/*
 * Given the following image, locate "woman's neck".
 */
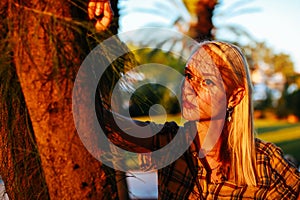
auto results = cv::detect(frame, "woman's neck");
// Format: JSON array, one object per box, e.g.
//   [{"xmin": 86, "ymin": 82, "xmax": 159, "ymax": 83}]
[{"xmin": 195, "ymin": 119, "xmax": 225, "ymax": 161}]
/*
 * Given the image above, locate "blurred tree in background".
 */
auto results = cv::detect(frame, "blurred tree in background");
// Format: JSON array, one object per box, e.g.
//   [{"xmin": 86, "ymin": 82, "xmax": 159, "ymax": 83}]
[{"xmin": 241, "ymin": 42, "xmax": 299, "ymax": 120}]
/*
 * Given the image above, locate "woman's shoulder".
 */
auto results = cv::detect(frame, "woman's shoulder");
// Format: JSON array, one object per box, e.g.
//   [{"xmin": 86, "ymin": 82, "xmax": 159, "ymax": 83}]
[
  {"xmin": 254, "ymin": 137, "xmax": 300, "ymax": 174},
  {"xmin": 254, "ymin": 138, "xmax": 295, "ymax": 169},
  {"xmin": 254, "ymin": 138, "xmax": 299, "ymax": 198},
  {"xmin": 254, "ymin": 138, "xmax": 283, "ymax": 156}
]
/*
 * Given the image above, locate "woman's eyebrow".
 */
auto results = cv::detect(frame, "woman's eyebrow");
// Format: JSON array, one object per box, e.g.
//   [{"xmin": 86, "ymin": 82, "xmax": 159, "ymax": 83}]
[
  {"xmin": 201, "ymin": 72, "xmax": 216, "ymax": 77},
  {"xmin": 185, "ymin": 68, "xmax": 215, "ymax": 77}
]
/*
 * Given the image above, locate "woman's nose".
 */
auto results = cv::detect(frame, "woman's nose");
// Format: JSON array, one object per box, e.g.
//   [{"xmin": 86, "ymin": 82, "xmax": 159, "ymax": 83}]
[{"xmin": 183, "ymin": 80, "xmax": 196, "ymax": 96}]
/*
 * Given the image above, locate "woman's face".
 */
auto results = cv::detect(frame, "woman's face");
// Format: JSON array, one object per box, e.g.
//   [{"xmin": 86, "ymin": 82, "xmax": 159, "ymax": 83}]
[{"xmin": 182, "ymin": 48, "xmax": 227, "ymax": 121}]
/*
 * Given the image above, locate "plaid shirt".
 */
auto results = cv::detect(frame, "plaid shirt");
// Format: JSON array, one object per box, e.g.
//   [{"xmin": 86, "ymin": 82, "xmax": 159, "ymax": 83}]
[
  {"xmin": 149, "ymin": 121, "xmax": 300, "ymax": 200},
  {"xmin": 103, "ymin": 114, "xmax": 300, "ymax": 199}
]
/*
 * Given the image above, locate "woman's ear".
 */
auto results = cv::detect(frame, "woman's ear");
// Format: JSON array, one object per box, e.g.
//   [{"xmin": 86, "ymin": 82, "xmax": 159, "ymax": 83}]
[{"xmin": 227, "ymin": 88, "xmax": 245, "ymax": 108}]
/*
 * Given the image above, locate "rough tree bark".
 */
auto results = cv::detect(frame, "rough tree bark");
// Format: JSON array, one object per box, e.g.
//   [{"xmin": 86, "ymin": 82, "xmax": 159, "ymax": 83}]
[
  {"xmin": 0, "ymin": 73, "xmax": 49, "ymax": 199},
  {"xmin": 0, "ymin": 0, "xmax": 49, "ymax": 199},
  {"xmin": 8, "ymin": 0, "xmax": 121, "ymax": 199}
]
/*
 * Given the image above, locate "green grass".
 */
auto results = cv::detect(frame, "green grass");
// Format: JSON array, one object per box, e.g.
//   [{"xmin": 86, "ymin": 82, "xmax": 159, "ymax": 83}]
[
  {"xmin": 275, "ymin": 139, "xmax": 300, "ymax": 161},
  {"xmin": 254, "ymin": 118, "xmax": 300, "ymax": 162}
]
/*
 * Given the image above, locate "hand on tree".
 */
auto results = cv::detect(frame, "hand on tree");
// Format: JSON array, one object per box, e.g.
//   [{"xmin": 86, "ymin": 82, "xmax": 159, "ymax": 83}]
[{"xmin": 88, "ymin": 0, "xmax": 113, "ymax": 32}]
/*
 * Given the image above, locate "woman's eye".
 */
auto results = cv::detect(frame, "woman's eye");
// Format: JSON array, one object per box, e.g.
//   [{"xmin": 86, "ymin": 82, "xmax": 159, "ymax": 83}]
[{"xmin": 203, "ymin": 79, "xmax": 214, "ymax": 86}]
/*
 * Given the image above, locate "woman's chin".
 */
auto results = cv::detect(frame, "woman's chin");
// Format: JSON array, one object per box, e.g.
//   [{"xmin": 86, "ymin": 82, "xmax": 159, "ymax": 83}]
[{"xmin": 182, "ymin": 112, "xmax": 200, "ymax": 121}]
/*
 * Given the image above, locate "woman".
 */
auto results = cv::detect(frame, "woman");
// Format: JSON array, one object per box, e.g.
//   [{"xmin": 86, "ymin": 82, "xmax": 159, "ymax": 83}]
[{"xmin": 97, "ymin": 41, "xmax": 300, "ymax": 199}]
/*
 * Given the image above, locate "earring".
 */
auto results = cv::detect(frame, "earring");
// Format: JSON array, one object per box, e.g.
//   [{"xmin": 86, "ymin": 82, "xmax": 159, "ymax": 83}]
[{"xmin": 226, "ymin": 107, "xmax": 233, "ymax": 122}]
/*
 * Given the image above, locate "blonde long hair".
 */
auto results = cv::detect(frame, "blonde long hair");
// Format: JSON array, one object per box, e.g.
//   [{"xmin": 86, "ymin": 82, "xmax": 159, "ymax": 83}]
[{"xmin": 201, "ymin": 41, "xmax": 257, "ymax": 186}]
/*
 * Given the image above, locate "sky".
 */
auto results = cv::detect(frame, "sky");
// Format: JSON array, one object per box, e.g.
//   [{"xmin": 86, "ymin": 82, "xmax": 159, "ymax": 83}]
[{"xmin": 214, "ymin": 0, "xmax": 300, "ymax": 72}]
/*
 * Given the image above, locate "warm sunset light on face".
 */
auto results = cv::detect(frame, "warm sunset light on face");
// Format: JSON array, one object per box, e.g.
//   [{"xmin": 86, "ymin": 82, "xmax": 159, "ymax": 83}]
[{"xmin": 182, "ymin": 49, "xmax": 226, "ymax": 122}]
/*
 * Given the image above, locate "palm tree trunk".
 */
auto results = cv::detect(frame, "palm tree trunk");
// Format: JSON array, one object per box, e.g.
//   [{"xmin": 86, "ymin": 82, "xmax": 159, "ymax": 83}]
[
  {"xmin": 0, "ymin": 81, "xmax": 50, "ymax": 200},
  {"xmin": 184, "ymin": 0, "xmax": 218, "ymax": 41},
  {"xmin": 0, "ymin": 1, "xmax": 49, "ymax": 199},
  {"xmin": 9, "ymin": 0, "xmax": 118, "ymax": 198}
]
